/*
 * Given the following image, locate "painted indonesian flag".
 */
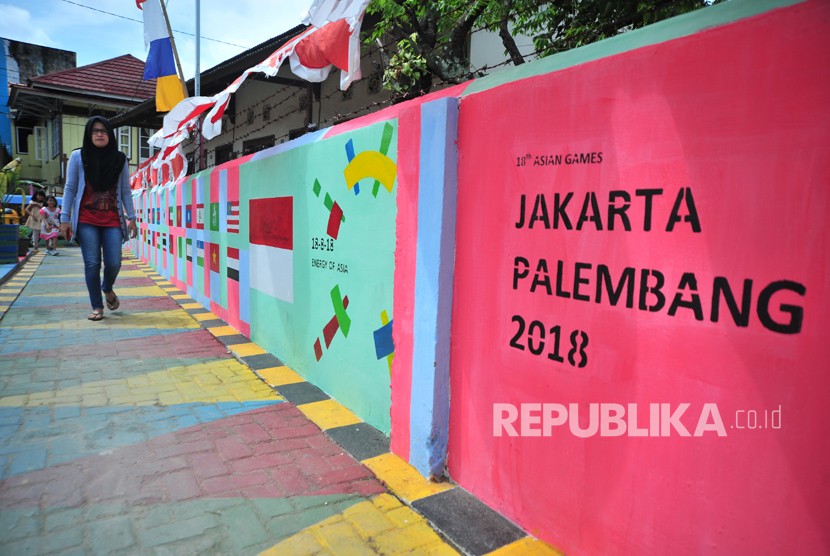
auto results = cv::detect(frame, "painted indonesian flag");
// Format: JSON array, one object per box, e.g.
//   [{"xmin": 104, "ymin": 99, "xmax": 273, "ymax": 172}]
[{"xmin": 249, "ymin": 197, "xmax": 293, "ymax": 303}]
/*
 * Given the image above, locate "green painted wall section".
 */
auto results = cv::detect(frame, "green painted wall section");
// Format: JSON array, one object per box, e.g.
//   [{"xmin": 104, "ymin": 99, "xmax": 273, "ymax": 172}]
[{"xmin": 242, "ymin": 122, "xmax": 398, "ymax": 432}]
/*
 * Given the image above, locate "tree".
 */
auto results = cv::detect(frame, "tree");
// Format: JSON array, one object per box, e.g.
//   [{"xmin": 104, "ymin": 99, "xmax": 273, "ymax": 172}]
[{"xmin": 366, "ymin": 0, "xmax": 716, "ymax": 98}]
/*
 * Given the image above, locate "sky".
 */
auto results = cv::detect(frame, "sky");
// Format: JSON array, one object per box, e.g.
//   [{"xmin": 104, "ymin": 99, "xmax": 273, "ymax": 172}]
[{"xmin": 0, "ymin": 0, "xmax": 313, "ymax": 81}]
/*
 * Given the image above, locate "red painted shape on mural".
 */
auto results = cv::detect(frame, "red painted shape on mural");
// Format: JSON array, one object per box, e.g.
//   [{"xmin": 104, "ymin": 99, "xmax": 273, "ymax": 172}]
[
  {"xmin": 327, "ymin": 201, "xmax": 343, "ymax": 239},
  {"xmin": 313, "ymin": 338, "xmax": 323, "ymax": 361},
  {"xmin": 249, "ymin": 197, "xmax": 293, "ymax": 249},
  {"xmin": 323, "ymin": 315, "xmax": 339, "ymax": 348}
]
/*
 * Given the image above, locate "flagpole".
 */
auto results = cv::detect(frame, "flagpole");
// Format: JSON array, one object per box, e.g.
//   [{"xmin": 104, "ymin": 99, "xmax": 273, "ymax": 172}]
[
  {"xmin": 195, "ymin": 0, "xmax": 202, "ymax": 171},
  {"xmin": 159, "ymin": 0, "xmax": 189, "ymax": 99},
  {"xmin": 195, "ymin": 0, "xmax": 201, "ymax": 96}
]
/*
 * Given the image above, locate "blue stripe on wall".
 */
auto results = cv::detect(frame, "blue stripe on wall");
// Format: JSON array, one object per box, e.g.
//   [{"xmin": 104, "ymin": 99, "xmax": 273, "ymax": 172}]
[{"xmin": 409, "ymin": 97, "xmax": 459, "ymax": 477}]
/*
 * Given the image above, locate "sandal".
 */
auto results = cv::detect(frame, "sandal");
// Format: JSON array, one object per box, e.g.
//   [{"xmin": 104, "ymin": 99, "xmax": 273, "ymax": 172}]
[
  {"xmin": 105, "ymin": 293, "xmax": 120, "ymax": 311},
  {"xmin": 88, "ymin": 310, "xmax": 104, "ymax": 321}
]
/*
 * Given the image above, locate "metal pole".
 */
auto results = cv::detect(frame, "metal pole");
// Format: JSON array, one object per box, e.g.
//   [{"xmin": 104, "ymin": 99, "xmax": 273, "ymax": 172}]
[
  {"xmin": 195, "ymin": 0, "xmax": 201, "ymax": 170},
  {"xmin": 195, "ymin": 0, "xmax": 200, "ymax": 96}
]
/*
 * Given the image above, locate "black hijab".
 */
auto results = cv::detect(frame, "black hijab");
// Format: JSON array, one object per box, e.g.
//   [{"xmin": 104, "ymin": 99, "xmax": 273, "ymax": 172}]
[{"xmin": 81, "ymin": 116, "xmax": 126, "ymax": 192}]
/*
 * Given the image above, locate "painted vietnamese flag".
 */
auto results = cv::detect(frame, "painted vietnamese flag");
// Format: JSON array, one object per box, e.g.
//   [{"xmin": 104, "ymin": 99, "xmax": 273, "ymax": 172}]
[
  {"xmin": 249, "ymin": 197, "xmax": 293, "ymax": 303},
  {"xmin": 209, "ymin": 242, "xmax": 220, "ymax": 273}
]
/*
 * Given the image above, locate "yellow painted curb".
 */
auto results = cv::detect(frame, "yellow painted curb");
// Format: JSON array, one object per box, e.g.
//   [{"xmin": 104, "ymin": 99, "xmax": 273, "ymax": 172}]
[
  {"xmin": 298, "ymin": 399, "xmax": 362, "ymax": 430},
  {"xmin": 362, "ymin": 453, "xmax": 454, "ymax": 503},
  {"xmin": 207, "ymin": 325, "xmax": 240, "ymax": 337},
  {"xmin": 257, "ymin": 366, "xmax": 305, "ymax": 387},
  {"xmin": 191, "ymin": 312, "xmax": 218, "ymax": 322},
  {"xmin": 230, "ymin": 342, "xmax": 267, "ymax": 357}
]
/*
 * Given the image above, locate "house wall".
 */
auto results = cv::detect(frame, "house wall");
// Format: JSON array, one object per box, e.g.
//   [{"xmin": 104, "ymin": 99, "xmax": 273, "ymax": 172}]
[
  {"xmin": 130, "ymin": 0, "xmax": 830, "ymax": 553},
  {"xmin": 1, "ymin": 39, "xmax": 75, "ymax": 162},
  {"xmin": 13, "ymin": 115, "xmax": 149, "ymax": 191},
  {"xmin": 12, "ymin": 126, "xmax": 60, "ymax": 185}
]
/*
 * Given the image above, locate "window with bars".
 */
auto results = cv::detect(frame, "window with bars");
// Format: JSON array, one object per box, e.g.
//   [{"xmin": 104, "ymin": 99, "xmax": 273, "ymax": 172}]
[
  {"xmin": 34, "ymin": 126, "xmax": 47, "ymax": 161},
  {"xmin": 139, "ymin": 128, "xmax": 158, "ymax": 161},
  {"xmin": 118, "ymin": 127, "xmax": 131, "ymax": 158},
  {"xmin": 50, "ymin": 115, "xmax": 61, "ymax": 159}
]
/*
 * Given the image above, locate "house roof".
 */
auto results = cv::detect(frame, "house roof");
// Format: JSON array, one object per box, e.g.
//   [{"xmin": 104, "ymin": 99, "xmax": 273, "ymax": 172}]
[
  {"xmin": 29, "ymin": 54, "xmax": 156, "ymax": 101},
  {"xmin": 111, "ymin": 24, "xmax": 309, "ymax": 129}
]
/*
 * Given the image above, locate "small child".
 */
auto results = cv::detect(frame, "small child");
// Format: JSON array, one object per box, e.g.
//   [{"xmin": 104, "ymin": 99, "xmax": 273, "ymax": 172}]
[
  {"xmin": 40, "ymin": 196, "xmax": 61, "ymax": 255},
  {"xmin": 25, "ymin": 191, "xmax": 46, "ymax": 250}
]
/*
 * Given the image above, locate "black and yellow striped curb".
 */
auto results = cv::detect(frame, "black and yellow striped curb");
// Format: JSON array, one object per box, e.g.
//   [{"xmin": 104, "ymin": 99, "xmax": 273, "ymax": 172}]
[
  {"xmin": 0, "ymin": 252, "xmax": 45, "ymax": 323},
  {"xmin": 131, "ymin": 255, "xmax": 561, "ymax": 556}
]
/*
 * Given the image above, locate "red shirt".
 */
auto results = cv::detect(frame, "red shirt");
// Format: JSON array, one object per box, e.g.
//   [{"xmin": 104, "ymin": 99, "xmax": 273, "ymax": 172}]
[{"xmin": 78, "ymin": 181, "xmax": 121, "ymax": 227}]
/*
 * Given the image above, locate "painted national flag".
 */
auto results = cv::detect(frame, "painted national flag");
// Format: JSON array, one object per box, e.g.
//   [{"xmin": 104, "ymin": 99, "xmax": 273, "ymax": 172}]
[
  {"xmin": 196, "ymin": 240, "xmax": 204, "ymax": 267},
  {"xmin": 210, "ymin": 202, "xmax": 220, "ymax": 232},
  {"xmin": 196, "ymin": 203, "xmax": 204, "ymax": 229},
  {"xmin": 178, "ymin": 236, "xmax": 183, "ymax": 259},
  {"xmin": 138, "ymin": 0, "xmax": 185, "ymax": 112},
  {"xmin": 185, "ymin": 205, "xmax": 192, "ymax": 227},
  {"xmin": 227, "ymin": 201, "xmax": 240, "ymax": 233},
  {"xmin": 186, "ymin": 238, "xmax": 192, "ymax": 262},
  {"xmin": 208, "ymin": 242, "xmax": 220, "ymax": 273},
  {"xmin": 227, "ymin": 247, "xmax": 240, "ymax": 281},
  {"xmin": 249, "ymin": 197, "xmax": 293, "ymax": 303},
  {"xmin": 176, "ymin": 206, "xmax": 182, "ymax": 226}
]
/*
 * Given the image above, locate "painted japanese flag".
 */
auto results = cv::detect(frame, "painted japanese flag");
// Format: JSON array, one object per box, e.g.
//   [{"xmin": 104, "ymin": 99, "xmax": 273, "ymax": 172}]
[{"xmin": 249, "ymin": 197, "xmax": 293, "ymax": 303}]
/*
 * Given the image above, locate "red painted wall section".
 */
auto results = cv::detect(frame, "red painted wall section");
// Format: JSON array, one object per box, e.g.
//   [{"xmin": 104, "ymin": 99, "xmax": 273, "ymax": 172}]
[
  {"xmin": 449, "ymin": 1, "xmax": 830, "ymax": 554},
  {"xmin": 388, "ymin": 105, "xmax": 421, "ymax": 460}
]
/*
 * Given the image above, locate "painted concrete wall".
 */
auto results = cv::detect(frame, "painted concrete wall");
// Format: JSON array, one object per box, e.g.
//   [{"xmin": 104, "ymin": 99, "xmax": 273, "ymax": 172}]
[
  {"xmin": 130, "ymin": 0, "xmax": 830, "ymax": 553},
  {"xmin": 131, "ymin": 120, "xmax": 398, "ymax": 432},
  {"xmin": 447, "ymin": 0, "xmax": 830, "ymax": 554}
]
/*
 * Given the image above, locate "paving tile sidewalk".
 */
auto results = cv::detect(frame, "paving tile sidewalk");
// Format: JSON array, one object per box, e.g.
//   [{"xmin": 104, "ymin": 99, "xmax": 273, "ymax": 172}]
[{"xmin": 0, "ymin": 248, "xmax": 557, "ymax": 555}]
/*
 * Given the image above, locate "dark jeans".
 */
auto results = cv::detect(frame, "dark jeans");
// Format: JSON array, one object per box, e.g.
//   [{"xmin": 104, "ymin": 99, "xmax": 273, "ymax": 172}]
[{"xmin": 77, "ymin": 223, "xmax": 122, "ymax": 310}]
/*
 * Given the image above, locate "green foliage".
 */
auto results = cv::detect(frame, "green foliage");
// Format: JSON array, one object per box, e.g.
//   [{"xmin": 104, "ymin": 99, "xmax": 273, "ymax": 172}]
[
  {"xmin": 383, "ymin": 34, "xmax": 431, "ymax": 95},
  {"xmin": 0, "ymin": 159, "xmax": 22, "ymax": 209},
  {"xmin": 366, "ymin": 0, "xmax": 716, "ymax": 98},
  {"xmin": 19, "ymin": 225, "xmax": 32, "ymax": 239},
  {"xmin": 512, "ymin": 0, "xmax": 714, "ymax": 57}
]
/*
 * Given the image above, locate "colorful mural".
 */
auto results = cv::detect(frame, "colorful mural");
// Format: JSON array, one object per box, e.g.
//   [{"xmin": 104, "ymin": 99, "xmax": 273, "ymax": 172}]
[
  {"xmin": 128, "ymin": 1, "xmax": 830, "ymax": 554},
  {"xmin": 131, "ymin": 121, "xmax": 398, "ymax": 432},
  {"xmin": 447, "ymin": 1, "xmax": 830, "ymax": 554}
]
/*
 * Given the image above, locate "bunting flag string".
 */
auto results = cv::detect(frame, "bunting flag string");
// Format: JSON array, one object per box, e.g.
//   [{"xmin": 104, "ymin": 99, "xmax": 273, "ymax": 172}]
[{"xmin": 132, "ymin": 0, "xmax": 371, "ymax": 190}]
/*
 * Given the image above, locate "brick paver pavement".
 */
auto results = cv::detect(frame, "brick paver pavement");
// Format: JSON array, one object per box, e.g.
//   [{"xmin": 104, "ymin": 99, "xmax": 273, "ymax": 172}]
[{"xmin": 0, "ymin": 248, "xmax": 461, "ymax": 555}]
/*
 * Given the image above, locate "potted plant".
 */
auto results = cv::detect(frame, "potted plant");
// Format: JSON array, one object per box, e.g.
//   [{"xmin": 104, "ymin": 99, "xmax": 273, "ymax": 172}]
[
  {"xmin": 18, "ymin": 225, "xmax": 32, "ymax": 256},
  {"xmin": 0, "ymin": 158, "xmax": 23, "ymax": 263}
]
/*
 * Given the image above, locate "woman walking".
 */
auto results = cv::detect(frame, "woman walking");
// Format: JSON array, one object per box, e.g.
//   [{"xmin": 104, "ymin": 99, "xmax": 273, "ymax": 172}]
[{"xmin": 60, "ymin": 116, "xmax": 137, "ymax": 321}]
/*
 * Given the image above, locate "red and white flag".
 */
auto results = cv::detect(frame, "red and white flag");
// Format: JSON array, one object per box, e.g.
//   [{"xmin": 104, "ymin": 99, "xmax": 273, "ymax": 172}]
[
  {"xmin": 249, "ymin": 197, "xmax": 293, "ymax": 303},
  {"xmin": 134, "ymin": 0, "xmax": 372, "ymax": 184}
]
